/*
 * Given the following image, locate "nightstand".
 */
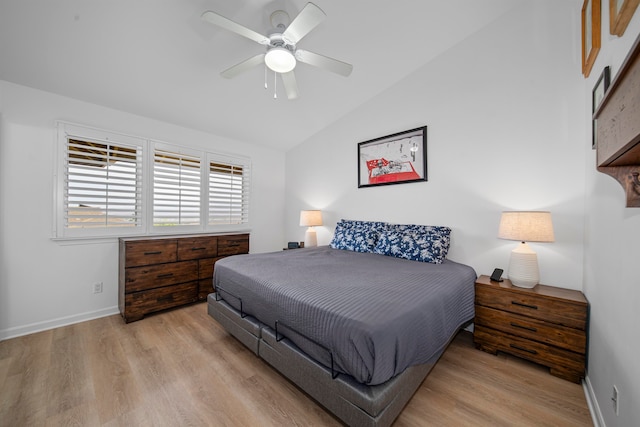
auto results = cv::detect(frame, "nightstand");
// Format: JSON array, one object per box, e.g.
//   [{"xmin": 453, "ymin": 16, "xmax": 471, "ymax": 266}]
[{"xmin": 473, "ymin": 275, "xmax": 589, "ymax": 383}]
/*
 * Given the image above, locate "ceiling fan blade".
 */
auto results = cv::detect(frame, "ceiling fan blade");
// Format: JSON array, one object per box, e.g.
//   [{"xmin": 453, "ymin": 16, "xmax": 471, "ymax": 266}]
[
  {"xmin": 282, "ymin": 3, "xmax": 326, "ymax": 45},
  {"xmin": 280, "ymin": 71, "xmax": 299, "ymax": 100},
  {"xmin": 201, "ymin": 11, "xmax": 270, "ymax": 45},
  {"xmin": 295, "ymin": 49, "xmax": 353, "ymax": 77},
  {"xmin": 220, "ymin": 54, "xmax": 265, "ymax": 79}
]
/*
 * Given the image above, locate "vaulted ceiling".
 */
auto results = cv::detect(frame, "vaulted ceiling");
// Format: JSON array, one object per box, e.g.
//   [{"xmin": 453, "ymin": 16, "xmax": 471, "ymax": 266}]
[{"xmin": 0, "ymin": 0, "xmax": 524, "ymax": 150}]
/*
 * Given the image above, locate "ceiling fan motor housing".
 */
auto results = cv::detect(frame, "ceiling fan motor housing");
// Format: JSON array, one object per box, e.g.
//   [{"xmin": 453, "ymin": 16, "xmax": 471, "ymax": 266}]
[{"xmin": 270, "ymin": 10, "xmax": 290, "ymax": 30}]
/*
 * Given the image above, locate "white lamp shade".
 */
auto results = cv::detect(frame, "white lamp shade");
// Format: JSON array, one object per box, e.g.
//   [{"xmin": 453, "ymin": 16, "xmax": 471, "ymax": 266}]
[
  {"xmin": 498, "ymin": 211, "xmax": 554, "ymax": 242},
  {"xmin": 299, "ymin": 210, "xmax": 323, "ymax": 227}
]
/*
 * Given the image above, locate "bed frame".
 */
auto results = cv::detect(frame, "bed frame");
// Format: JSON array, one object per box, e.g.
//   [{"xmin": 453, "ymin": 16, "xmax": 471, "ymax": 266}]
[{"xmin": 207, "ymin": 293, "xmax": 453, "ymax": 426}]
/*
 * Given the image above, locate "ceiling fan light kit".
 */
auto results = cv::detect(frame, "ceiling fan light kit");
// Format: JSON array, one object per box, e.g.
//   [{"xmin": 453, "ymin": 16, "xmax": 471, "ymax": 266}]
[
  {"xmin": 202, "ymin": 2, "xmax": 352, "ymax": 100},
  {"xmin": 265, "ymin": 47, "xmax": 296, "ymax": 73}
]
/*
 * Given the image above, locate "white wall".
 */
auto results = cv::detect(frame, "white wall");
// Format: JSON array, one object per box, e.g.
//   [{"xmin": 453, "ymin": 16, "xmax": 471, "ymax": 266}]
[
  {"xmin": 0, "ymin": 81, "xmax": 286, "ymax": 339},
  {"xmin": 582, "ymin": 5, "xmax": 640, "ymax": 426},
  {"xmin": 286, "ymin": 1, "xmax": 585, "ymax": 289}
]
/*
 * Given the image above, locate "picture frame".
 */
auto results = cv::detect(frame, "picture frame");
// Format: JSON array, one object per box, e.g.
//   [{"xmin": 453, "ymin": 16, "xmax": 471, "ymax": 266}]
[
  {"xmin": 610, "ymin": 0, "xmax": 640, "ymax": 36},
  {"xmin": 582, "ymin": 0, "xmax": 602, "ymax": 78},
  {"xmin": 592, "ymin": 66, "xmax": 611, "ymax": 148},
  {"xmin": 592, "ymin": 66, "xmax": 611, "ymax": 114},
  {"xmin": 357, "ymin": 126, "xmax": 427, "ymax": 188}
]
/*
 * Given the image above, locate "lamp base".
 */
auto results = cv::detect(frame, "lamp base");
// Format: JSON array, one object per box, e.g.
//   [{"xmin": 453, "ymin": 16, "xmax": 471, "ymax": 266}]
[
  {"xmin": 508, "ymin": 242, "xmax": 539, "ymax": 288},
  {"xmin": 304, "ymin": 227, "xmax": 317, "ymax": 247}
]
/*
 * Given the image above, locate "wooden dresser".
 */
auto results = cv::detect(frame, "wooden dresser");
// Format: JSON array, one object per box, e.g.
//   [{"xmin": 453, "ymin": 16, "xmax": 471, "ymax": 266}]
[
  {"xmin": 118, "ymin": 233, "xmax": 249, "ymax": 323},
  {"xmin": 473, "ymin": 275, "xmax": 589, "ymax": 383}
]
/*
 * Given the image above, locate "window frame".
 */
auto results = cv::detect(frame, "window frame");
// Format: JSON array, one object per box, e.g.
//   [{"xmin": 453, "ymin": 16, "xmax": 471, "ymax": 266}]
[
  {"xmin": 54, "ymin": 122, "xmax": 147, "ymax": 239},
  {"xmin": 54, "ymin": 122, "xmax": 252, "ymax": 240}
]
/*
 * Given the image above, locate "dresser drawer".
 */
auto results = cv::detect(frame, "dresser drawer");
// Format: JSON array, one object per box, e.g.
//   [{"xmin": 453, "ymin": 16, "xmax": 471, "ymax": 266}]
[
  {"xmin": 125, "ymin": 260, "xmax": 198, "ymax": 293},
  {"xmin": 198, "ymin": 279, "xmax": 214, "ymax": 300},
  {"xmin": 197, "ymin": 256, "xmax": 223, "ymax": 300},
  {"xmin": 177, "ymin": 236, "xmax": 218, "ymax": 260},
  {"xmin": 199, "ymin": 257, "xmax": 223, "ymax": 280},
  {"xmin": 475, "ymin": 305, "xmax": 586, "ymax": 353},
  {"xmin": 124, "ymin": 282, "xmax": 198, "ymax": 321},
  {"xmin": 474, "ymin": 325, "xmax": 585, "ymax": 382},
  {"xmin": 475, "ymin": 285, "xmax": 587, "ymax": 330},
  {"xmin": 124, "ymin": 239, "xmax": 177, "ymax": 267},
  {"xmin": 217, "ymin": 234, "xmax": 249, "ymax": 256}
]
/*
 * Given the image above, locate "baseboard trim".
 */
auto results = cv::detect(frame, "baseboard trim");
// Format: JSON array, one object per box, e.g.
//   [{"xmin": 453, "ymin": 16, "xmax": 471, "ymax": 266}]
[
  {"xmin": 0, "ymin": 306, "xmax": 119, "ymax": 341},
  {"xmin": 584, "ymin": 375, "xmax": 605, "ymax": 427}
]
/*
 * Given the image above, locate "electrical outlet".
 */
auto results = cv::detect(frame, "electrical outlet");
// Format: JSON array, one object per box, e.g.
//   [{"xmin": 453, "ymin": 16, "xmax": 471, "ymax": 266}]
[
  {"xmin": 612, "ymin": 385, "xmax": 619, "ymax": 415},
  {"xmin": 93, "ymin": 282, "xmax": 103, "ymax": 294}
]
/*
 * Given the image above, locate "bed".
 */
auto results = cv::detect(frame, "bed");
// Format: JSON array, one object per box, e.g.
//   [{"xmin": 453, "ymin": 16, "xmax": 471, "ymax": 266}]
[{"xmin": 207, "ymin": 220, "xmax": 476, "ymax": 426}]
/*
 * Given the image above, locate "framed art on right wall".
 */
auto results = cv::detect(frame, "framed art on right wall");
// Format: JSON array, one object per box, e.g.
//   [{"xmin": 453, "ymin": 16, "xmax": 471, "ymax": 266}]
[
  {"xmin": 592, "ymin": 66, "xmax": 611, "ymax": 148},
  {"xmin": 610, "ymin": 0, "xmax": 640, "ymax": 36},
  {"xmin": 582, "ymin": 0, "xmax": 602, "ymax": 77}
]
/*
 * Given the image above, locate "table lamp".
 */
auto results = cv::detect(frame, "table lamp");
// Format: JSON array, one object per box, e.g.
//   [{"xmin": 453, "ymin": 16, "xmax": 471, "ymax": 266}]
[
  {"xmin": 300, "ymin": 210, "xmax": 323, "ymax": 247},
  {"xmin": 498, "ymin": 211, "xmax": 555, "ymax": 288}
]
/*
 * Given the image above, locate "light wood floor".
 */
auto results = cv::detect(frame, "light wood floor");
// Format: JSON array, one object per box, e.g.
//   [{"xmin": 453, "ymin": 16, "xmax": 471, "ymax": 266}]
[{"xmin": 0, "ymin": 303, "xmax": 593, "ymax": 426}]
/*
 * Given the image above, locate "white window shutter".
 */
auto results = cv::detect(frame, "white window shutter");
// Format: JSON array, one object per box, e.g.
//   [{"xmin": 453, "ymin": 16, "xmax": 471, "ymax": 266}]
[
  {"xmin": 64, "ymin": 138, "xmax": 143, "ymax": 231},
  {"xmin": 153, "ymin": 147, "xmax": 202, "ymax": 227}
]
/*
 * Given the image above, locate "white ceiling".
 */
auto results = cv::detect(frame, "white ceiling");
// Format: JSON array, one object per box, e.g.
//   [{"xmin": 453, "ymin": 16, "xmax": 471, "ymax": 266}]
[{"xmin": 0, "ymin": 0, "xmax": 522, "ymax": 151}]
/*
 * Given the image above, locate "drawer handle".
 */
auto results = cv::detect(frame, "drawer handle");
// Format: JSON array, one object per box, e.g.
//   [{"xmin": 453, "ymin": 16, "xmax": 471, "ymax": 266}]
[
  {"xmin": 510, "ymin": 344, "xmax": 538, "ymax": 355},
  {"xmin": 191, "ymin": 247, "xmax": 206, "ymax": 251},
  {"xmin": 511, "ymin": 301, "xmax": 538, "ymax": 310},
  {"xmin": 144, "ymin": 251, "xmax": 162, "ymax": 255},
  {"xmin": 510, "ymin": 322, "xmax": 538, "ymax": 333},
  {"xmin": 157, "ymin": 273, "xmax": 174, "ymax": 279},
  {"xmin": 225, "ymin": 243, "xmax": 240, "ymax": 247},
  {"xmin": 158, "ymin": 294, "xmax": 174, "ymax": 303}
]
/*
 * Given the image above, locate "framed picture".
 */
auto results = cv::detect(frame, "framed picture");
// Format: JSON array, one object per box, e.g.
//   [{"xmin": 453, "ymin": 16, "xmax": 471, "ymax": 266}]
[
  {"xmin": 582, "ymin": 0, "xmax": 601, "ymax": 78},
  {"xmin": 592, "ymin": 66, "xmax": 611, "ymax": 113},
  {"xmin": 592, "ymin": 66, "xmax": 611, "ymax": 148},
  {"xmin": 610, "ymin": 0, "xmax": 640, "ymax": 36},
  {"xmin": 357, "ymin": 126, "xmax": 427, "ymax": 188}
]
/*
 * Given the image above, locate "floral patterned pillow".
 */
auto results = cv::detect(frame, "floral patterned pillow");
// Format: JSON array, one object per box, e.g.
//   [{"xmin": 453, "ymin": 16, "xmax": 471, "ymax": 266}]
[
  {"xmin": 330, "ymin": 219, "xmax": 387, "ymax": 252},
  {"xmin": 373, "ymin": 224, "xmax": 451, "ymax": 263}
]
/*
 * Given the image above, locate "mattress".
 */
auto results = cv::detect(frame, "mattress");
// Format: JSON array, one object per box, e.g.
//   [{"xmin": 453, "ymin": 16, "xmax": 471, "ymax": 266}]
[{"xmin": 213, "ymin": 245, "xmax": 476, "ymax": 385}]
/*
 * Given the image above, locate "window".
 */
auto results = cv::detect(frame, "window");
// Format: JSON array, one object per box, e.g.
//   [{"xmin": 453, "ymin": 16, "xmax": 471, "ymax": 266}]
[
  {"xmin": 208, "ymin": 155, "xmax": 250, "ymax": 225},
  {"xmin": 153, "ymin": 147, "xmax": 202, "ymax": 228},
  {"xmin": 55, "ymin": 122, "xmax": 251, "ymax": 239},
  {"xmin": 66, "ymin": 139, "xmax": 142, "ymax": 228},
  {"xmin": 56, "ymin": 123, "xmax": 145, "ymax": 238}
]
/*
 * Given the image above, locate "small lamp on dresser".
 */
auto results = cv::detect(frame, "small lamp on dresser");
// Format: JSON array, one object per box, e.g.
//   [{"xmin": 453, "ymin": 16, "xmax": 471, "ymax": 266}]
[
  {"xmin": 498, "ymin": 211, "xmax": 555, "ymax": 288},
  {"xmin": 300, "ymin": 210, "xmax": 323, "ymax": 247}
]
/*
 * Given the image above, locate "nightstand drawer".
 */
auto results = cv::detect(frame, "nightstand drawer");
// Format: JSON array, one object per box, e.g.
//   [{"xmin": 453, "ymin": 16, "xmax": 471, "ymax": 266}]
[
  {"xmin": 475, "ymin": 305, "xmax": 586, "ymax": 353},
  {"xmin": 475, "ymin": 285, "xmax": 587, "ymax": 330},
  {"xmin": 474, "ymin": 325, "xmax": 585, "ymax": 383}
]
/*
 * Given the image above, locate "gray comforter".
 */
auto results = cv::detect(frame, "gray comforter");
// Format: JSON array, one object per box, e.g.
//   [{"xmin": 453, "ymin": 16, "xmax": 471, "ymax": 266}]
[{"xmin": 213, "ymin": 246, "xmax": 476, "ymax": 385}]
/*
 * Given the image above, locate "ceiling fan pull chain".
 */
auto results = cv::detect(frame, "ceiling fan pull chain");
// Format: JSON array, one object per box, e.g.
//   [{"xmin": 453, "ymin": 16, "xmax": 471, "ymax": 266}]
[
  {"xmin": 264, "ymin": 65, "xmax": 268, "ymax": 89},
  {"xmin": 274, "ymin": 72, "xmax": 277, "ymax": 99}
]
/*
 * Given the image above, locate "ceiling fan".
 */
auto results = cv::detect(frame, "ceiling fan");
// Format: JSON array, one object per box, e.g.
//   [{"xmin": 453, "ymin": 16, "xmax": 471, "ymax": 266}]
[{"xmin": 201, "ymin": 2, "xmax": 353, "ymax": 100}]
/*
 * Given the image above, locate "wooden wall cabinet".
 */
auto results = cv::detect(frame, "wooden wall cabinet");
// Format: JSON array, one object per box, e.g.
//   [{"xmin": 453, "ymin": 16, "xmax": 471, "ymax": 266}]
[
  {"xmin": 594, "ymin": 32, "xmax": 640, "ymax": 207},
  {"xmin": 119, "ymin": 233, "xmax": 249, "ymax": 323}
]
